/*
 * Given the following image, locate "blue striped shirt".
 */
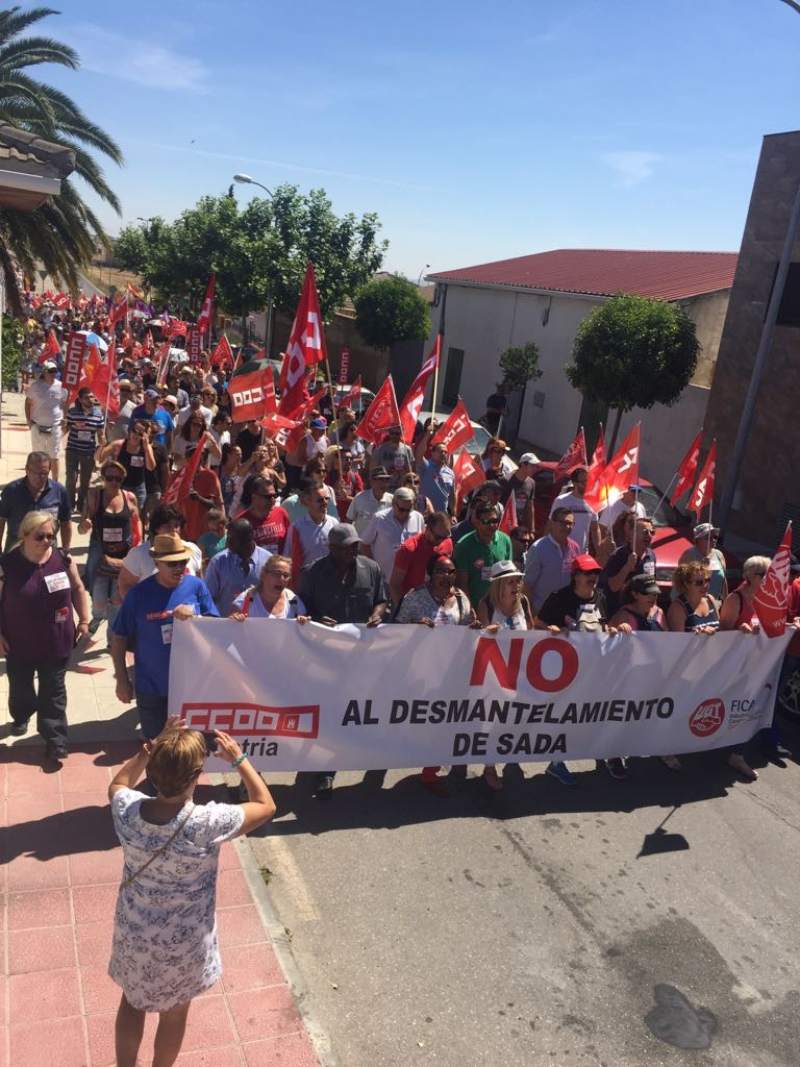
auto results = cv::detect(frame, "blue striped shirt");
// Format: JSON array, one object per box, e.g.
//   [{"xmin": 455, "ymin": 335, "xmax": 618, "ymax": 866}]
[{"xmin": 66, "ymin": 403, "xmax": 104, "ymax": 453}]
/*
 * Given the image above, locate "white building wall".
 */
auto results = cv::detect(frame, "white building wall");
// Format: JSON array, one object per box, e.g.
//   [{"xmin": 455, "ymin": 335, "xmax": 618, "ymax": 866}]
[{"xmin": 430, "ymin": 282, "xmax": 714, "ymax": 487}]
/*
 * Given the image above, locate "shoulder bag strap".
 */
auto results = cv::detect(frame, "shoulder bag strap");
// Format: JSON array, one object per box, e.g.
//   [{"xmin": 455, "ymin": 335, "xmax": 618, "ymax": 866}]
[{"xmin": 121, "ymin": 803, "xmax": 195, "ymax": 888}]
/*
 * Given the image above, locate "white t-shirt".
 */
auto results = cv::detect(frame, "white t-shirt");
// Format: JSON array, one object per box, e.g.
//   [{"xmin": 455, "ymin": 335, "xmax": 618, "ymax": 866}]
[
  {"xmin": 347, "ymin": 489, "xmax": 393, "ymax": 536},
  {"xmin": 231, "ymin": 588, "xmax": 306, "ymax": 618},
  {"xmin": 550, "ymin": 491, "xmax": 598, "ymax": 552},
  {"xmin": 599, "ymin": 498, "xmax": 646, "ymax": 531},
  {"xmin": 121, "ymin": 540, "xmax": 203, "ymax": 581},
  {"xmin": 176, "ymin": 405, "xmax": 213, "ymax": 429},
  {"xmin": 361, "ymin": 506, "xmax": 425, "ymax": 580},
  {"xmin": 27, "ymin": 378, "xmax": 67, "ymax": 427}
]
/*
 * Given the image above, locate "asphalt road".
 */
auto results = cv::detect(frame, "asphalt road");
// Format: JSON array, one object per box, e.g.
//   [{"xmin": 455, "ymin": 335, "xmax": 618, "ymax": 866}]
[{"xmin": 246, "ymin": 728, "xmax": 800, "ymax": 1067}]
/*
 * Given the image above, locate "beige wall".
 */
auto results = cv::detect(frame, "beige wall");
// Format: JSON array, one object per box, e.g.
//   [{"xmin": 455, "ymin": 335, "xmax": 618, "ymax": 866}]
[{"xmin": 681, "ymin": 290, "xmax": 730, "ymax": 388}]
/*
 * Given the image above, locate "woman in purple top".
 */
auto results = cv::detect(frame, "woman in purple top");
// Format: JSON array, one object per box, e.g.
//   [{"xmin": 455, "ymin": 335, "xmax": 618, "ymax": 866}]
[{"xmin": 0, "ymin": 509, "xmax": 90, "ymax": 759}]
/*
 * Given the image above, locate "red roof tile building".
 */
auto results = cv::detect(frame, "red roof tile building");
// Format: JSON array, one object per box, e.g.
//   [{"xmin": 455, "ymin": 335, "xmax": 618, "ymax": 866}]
[{"xmin": 423, "ymin": 248, "xmax": 738, "ymax": 493}]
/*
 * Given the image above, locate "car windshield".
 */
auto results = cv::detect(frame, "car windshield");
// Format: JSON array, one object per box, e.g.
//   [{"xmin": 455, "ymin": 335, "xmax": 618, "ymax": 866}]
[{"xmin": 637, "ymin": 485, "xmax": 683, "ymax": 528}]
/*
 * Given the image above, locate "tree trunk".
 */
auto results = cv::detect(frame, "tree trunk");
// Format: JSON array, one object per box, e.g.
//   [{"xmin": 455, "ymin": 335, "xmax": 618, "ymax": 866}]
[{"xmin": 608, "ymin": 407, "xmax": 624, "ymax": 455}]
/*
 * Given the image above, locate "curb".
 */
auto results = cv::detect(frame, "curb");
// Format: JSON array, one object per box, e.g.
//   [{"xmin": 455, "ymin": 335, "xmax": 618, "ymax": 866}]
[{"xmin": 234, "ymin": 828, "xmax": 337, "ymax": 1067}]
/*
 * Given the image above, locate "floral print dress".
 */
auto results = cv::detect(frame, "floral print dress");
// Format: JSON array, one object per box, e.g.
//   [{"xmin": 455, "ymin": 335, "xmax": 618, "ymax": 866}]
[{"xmin": 108, "ymin": 788, "xmax": 245, "ymax": 1011}]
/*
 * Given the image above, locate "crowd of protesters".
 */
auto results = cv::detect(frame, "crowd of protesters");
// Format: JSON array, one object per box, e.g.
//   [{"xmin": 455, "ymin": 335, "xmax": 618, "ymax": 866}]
[{"xmin": 0, "ymin": 290, "xmax": 797, "ymax": 799}]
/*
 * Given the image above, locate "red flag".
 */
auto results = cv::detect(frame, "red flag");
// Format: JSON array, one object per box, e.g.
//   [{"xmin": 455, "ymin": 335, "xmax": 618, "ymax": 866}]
[
  {"xmin": 339, "ymin": 374, "xmax": 362, "ymax": 411},
  {"xmin": 261, "ymin": 412, "xmax": 299, "ymax": 436},
  {"xmin": 278, "ymin": 262, "xmax": 327, "ymax": 414},
  {"xmin": 283, "ymin": 387, "xmax": 327, "ymax": 451},
  {"xmin": 585, "ymin": 424, "xmax": 641, "ymax": 511},
  {"xmin": 499, "ymin": 490, "xmax": 518, "ymax": 535},
  {"xmin": 155, "ymin": 340, "xmax": 171, "ymax": 388},
  {"xmin": 108, "ymin": 297, "xmax": 128, "ymax": 330},
  {"xmin": 355, "ymin": 376, "xmax": 402, "ymax": 444},
  {"xmin": 163, "ymin": 432, "xmax": 210, "ymax": 506},
  {"xmin": 688, "ymin": 440, "xmax": 716, "ymax": 515},
  {"xmin": 669, "ymin": 430, "xmax": 704, "ymax": 506},
  {"xmin": 228, "ymin": 366, "xmax": 277, "ymax": 423},
  {"xmin": 91, "ymin": 346, "xmax": 120, "ymax": 419},
  {"xmin": 53, "ymin": 292, "xmax": 70, "ymax": 310},
  {"xmin": 553, "ymin": 428, "xmax": 588, "ymax": 482},
  {"xmin": 398, "ymin": 340, "xmax": 440, "ymax": 443},
  {"xmin": 590, "ymin": 425, "xmax": 605, "ymax": 470},
  {"xmin": 78, "ymin": 342, "xmax": 102, "ymax": 391},
  {"xmin": 197, "ymin": 273, "xmax": 216, "ymax": 336},
  {"xmin": 430, "ymin": 398, "xmax": 474, "ymax": 454},
  {"xmin": 754, "ymin": 522, "xmax": 793, "ymax": 637},
  {"xmin": 63, "ymin": 332, "xmax": 87, "ymax": 403},
  {"xmin": 168, "ymin": 319, "xmax": 188, "ymax": 338},
  {"xmin": 39, "ymin": 329, "xmax": 61, "ymax": 363},
  {"xmin": 453, "ymin": 449, "xmax": 486, "ymax": 511},
  {"xmin": 142, "ymin": 330, "xmax": 154, "ymax": 355},
  {"xmin": 211, "ymin": 335, "xmax": 234, "ymax": 371}
]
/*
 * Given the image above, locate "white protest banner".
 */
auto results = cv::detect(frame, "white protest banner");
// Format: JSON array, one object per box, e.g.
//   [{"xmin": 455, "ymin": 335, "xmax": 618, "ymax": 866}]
[{"xmin": 169, "ymin": 621, "xmax": 789, "ymax": 772}]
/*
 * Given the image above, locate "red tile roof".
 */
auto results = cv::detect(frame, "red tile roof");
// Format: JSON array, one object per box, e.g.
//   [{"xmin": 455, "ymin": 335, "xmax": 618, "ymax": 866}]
[{"xmin": 428, "ymin": 249, "xmax": 738, "ymax": 302}]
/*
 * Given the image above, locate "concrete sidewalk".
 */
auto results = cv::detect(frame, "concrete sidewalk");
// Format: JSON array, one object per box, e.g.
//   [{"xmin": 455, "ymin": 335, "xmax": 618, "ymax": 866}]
[{"xmin": 0, "ymin": 392, "xmax": 324, "ymax": 1066}]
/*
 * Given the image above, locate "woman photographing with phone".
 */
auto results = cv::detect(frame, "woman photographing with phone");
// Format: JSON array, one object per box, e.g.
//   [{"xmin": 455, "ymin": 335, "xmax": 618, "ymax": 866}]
[{"xmin": 108, "ymin": 720, "xmax": 276, "ymax": 1067}]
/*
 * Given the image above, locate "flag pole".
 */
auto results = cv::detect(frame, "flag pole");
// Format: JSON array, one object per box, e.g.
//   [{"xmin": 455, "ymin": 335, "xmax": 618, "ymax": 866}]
[
  {"xmin": 652, "ymin": 474, "xmax": 678, "ymax": 524},
  {"xmin": 323, "ymin": 355, "xmax": 344, "ymax": 482}
]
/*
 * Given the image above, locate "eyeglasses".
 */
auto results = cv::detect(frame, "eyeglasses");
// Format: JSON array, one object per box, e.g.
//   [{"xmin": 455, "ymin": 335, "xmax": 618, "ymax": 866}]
[
  {"xmin": 32, "ymin": 531, "xmax": 56, "ymax": 542},
  {"xmin": 103, "ymin": 473, "xmax": 123, "ymax": 482},
  {"xmin": 255, "ymin": 492, "xmax": 276, "ymax": 501}
]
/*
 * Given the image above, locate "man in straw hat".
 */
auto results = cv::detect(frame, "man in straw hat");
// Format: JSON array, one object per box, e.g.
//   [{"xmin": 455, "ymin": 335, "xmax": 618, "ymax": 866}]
[{"xmin": 110, "ymin": 532, "xmax": 219, "ymax": 738}]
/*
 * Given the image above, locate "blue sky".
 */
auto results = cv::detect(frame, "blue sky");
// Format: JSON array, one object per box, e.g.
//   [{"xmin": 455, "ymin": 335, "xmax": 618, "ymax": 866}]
[{"xmin": 41, "ymin": 0, "xmax": 800, "ymax": 278}]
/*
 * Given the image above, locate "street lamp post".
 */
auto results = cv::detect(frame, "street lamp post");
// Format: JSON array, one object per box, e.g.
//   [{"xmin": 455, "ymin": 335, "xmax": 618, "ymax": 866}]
[{"xmin": 233, "ymin": 174, "xmax": 275, "ymax": 355}]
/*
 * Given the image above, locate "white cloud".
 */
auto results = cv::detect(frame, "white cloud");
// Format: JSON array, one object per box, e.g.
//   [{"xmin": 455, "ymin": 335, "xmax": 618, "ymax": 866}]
[
  {"xmin": 62, "ymin": 23, "xmax": 207, "ymax": 91},
  {"xmin": 602, "ymin": 151, "xmax": 662, "ymax": 188}
]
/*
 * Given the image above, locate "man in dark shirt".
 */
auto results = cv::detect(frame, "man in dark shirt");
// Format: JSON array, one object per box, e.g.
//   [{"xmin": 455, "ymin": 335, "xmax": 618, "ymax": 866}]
[
  {"xmin": 483, "ymin": 384, "xmax": 508, "ymax": 436},
  {"xmin": 298, "ymin": 522, "xmax": 389, "ymax": 797},
  {"xmin": 500, "ymin": 453, "xmax": 538, "ymax": 532},
  {"xmin": 0, "ymin": 451, "xmax": 72, "ymax": 551},
  {"xmin": 599, "ymin": 516, "xmax": 657, "ymax": 617}
]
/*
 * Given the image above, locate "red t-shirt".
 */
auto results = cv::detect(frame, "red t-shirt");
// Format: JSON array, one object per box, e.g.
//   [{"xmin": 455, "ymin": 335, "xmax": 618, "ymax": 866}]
[
  {"xmin": 182, "ymin": 468, "xmax": 222, "ymax": 542},
  {"xmin": 237, "ymin": 505, "xmax": 290, "ymax": 554},
  {"xmin": 393, "ymin": 532, "xmax": 454, "ymax": 594},
  {"xmin": 786, "ymin": 577, "xmax": 800, "ymax": 656}
]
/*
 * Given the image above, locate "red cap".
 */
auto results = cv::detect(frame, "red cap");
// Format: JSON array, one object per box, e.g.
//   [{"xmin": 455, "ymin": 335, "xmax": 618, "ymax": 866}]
[{"xmin": 572, "ymin": 553, "xmax": 602, "ymax": 575}]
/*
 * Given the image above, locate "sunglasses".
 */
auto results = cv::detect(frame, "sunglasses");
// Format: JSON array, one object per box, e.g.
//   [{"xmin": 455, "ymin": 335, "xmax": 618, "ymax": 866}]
[
  {"xmin": 255, "ymin": 492, "xmax": 277, "ymax": 500},
  {"xmin": 103, "ymin": 472, "xmax": 123, "ymax": 482},
  {"xmin": 32, "ymin": 531, "xmax": 56, "ymax": 542},
  {"xmin": 690, "ymin": 578, "xmax": 710, "ymax": 586},
  {"xmin": 161, "ymin": 560, "xmax": 187, "ymax": 570},
  {"xmin": 434, "ymin": 569, "xmax": 456, "ymax": 578}
]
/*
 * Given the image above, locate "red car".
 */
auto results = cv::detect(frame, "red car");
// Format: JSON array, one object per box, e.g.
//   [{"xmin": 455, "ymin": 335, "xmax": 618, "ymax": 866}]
[{"xmin": 528, "ymin": 464, "xmax": 737, "ymax": 594}]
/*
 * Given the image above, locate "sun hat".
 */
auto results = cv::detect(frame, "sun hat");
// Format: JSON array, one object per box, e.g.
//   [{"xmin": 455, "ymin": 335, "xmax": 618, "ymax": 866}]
[
  {"xmin": 150, "ymin": 532, "xmax": 192, "ymax": 562},
  {"xmin": 488, "ymin": 560, "xmax": 523, "ymax": 581},
  {"xmin": 693, "ymin": 522, "xmax": 720, "ymax": 539}
]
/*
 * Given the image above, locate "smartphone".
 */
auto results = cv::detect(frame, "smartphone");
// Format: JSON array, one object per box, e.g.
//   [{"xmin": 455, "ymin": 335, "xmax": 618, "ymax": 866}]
[{"xmin": 201, "ymin": 730, "xmax": 218, "ymax": 753}]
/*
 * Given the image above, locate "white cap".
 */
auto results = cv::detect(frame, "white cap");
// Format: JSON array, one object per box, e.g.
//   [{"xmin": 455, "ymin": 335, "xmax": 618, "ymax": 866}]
[{"xmin": 519, "ymin": 452, "xmax": 540, "ymax": 465}]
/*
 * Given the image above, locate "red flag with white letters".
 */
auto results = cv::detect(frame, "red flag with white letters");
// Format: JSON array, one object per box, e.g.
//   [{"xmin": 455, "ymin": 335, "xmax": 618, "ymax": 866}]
[
  {"xmin": 228, "ymin": 366, "xmax": 277, "ymax": 423},
  {"xmin": 63, "ymin": 332, "xmax": 87, "ymax": 403},
  {"xmin": 430, "ymin": 398, "xmax": 474, "ymax": 455},
  {"xmin": 278, "ymin": 262, "xmax": 327, "ymax": 415},
  {"xmin": 399, "ymin": 339, "xmax": 440, "ymax": 444},
  {"xmin": 339, "ymin": 374, "xmax": 362, "ymax": 411},
  {"xmin": 754, "ymin": 522, "xmax": 793, "ymax": 637},
  {"xmin": 355, "ymin": 376, "xmax": 402, "ymax": 444},
  {"xmin": 688, "ymin": 440, "xmax": 716, "ymax": 515},
  {"xmin": 669, "ymin": 430, "xmax": 703, "ymax": 506},
  {"xmin": 590, "ymin": 424, "xmax": 605, "ymax": 471},
  {"xmin": 553, "ymin": 428, "xmax": 588, "ymax": 482},
  {"xmin": 197, "ymin": 273, "xmax": 216, "ymax": 337},
  {"xmin": 453, "ymin": 449, "xmax": 486, "ymax": 511},
  {"xmin": 585, "ymin": 424, "xmax": 640, "ymax": 511},
  {"xmin": 211, "ymin": 335, "xmax": 234, "ymax": 371}
]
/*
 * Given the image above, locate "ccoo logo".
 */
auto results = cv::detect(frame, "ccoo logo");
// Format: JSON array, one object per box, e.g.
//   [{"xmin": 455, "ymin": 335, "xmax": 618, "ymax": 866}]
[{"xmin": 689, "ymin": 698, "xmax": 725, "ymax": 737}]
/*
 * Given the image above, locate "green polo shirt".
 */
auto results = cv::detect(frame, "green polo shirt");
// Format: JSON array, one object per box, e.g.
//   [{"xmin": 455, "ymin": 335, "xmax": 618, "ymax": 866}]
[{"xmin": 453, "ymin": 529, "xmax": 513, "ymax": 606}]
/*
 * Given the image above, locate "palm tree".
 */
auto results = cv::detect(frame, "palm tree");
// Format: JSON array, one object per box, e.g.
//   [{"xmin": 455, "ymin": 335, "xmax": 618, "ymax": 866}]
[{"xmin": 0, "ymin": 6, "xmax": 122, "ymax": 315}]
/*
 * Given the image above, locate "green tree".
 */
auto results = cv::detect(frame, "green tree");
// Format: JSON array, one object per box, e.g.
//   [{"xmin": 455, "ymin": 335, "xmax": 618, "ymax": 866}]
[
  {"xmin": 0, "ymin": 6, "xmax": 122, "ymax": 315},
  {"xmin": 1, "ymin": 310, "xmax": 23, "ymax": 387},
  {"xmin": 498, "ymin": 341, "xmax": 542, "ymax": 391},
  {"xmin": 114, "ymin": 186, "xmax": 388, "ymax": 320},
  {"xmin": 565, "ymin": 293, "xmax": 699, "ymax": 450},
  {"xmin": 354, "ymin": 274, "xmax": 430, "ymax": 349}
]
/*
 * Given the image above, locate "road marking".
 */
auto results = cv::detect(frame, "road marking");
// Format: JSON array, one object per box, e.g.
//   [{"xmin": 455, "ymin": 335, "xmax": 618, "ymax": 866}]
[{"xmin": 264, "ymin": 835, "xmax": 320, "ymax": 922}]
